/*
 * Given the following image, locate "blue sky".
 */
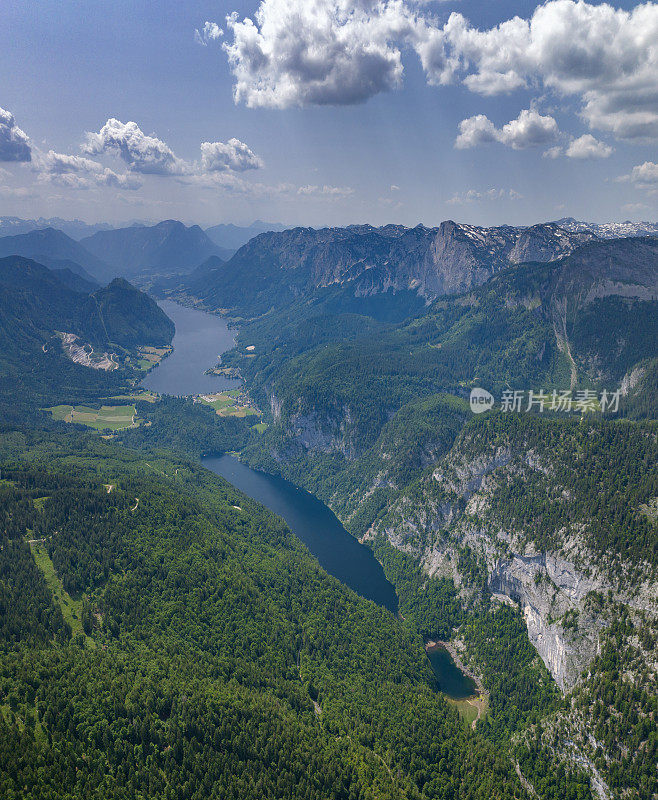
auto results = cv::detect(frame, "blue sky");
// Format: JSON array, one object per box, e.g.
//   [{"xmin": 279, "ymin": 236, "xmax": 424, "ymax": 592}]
[{"xmin": 0, "ymin": 0, "xmax": 656, "ymax": 227}]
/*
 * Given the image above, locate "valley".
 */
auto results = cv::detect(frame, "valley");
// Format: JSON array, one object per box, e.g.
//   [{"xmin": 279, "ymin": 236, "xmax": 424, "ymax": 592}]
[
  {"xmin": 0, "ymin": 216, "xmax": 655, "ymax": 800},
  {"xmin": 4, "ymin": 1, "xmax": 658, "ymax": 793}
]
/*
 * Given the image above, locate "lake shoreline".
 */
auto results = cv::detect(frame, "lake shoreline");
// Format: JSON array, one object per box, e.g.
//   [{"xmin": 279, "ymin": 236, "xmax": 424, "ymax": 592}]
[
  {"xmin": 425, "ymin": 639, "xmax": 489, "ymax": 727},
  {"xmin": 424, "ymin": 639, "xmax": 485, "ymax": 696}
]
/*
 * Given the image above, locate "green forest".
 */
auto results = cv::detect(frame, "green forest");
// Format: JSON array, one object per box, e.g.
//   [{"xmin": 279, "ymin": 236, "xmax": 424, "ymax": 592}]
[{"xmin": 0, "ymin": 239, "xmax": 656, "ymax": 800}]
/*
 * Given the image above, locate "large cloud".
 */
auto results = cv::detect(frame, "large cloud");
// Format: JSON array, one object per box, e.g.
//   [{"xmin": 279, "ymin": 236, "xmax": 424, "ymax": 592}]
[
  {"xmin": 35, "ymin": 149, "xmax": 141, "ymax": 189},
  {"xmin": 420, "ymin": 1, "xmax": 658, "ymax": 140},
  {"xmin": 83, "ymin": 118, "xmax": 190, "ymax": 175},
  {"xmin": 201, "ymin": 138, "xmax": 264, "ymax": 172},
  {"xmin": 221, "ymin": 0, "xmax": 658, "ymax": 141},
  {"xmin": 0, "ymin": 107, "xmax": 32, "ymax": 162},
  {"xmin": 223, "ymin": 0, "xmax": 417, "ymax": 108},
  {"xmin": 455, "ymin": 109, "xmax": 559, "ymax": 149}
]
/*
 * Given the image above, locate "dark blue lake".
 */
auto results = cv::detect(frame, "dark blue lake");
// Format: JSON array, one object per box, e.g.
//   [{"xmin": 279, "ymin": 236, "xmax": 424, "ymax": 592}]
[
  {"xmin": 202, "ymin": 454, "xmax": 399, "ymax": 615},
  {"xmin": 146, "ymin": 302, "xmax": 398, "ymax": 614},
  {"xmin": 427, "ymin": 644, "xmax": 477, "ymax": 699}
]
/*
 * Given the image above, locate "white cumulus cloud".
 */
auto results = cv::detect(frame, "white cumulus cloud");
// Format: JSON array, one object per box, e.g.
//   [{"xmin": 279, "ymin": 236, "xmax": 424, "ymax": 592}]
[
  {"xmin": 83, "ymin": 118, "xmax": 190, "ymax": 175},
  {"xmin": 35, "ymin": 148, "xmax": 141, "ymax": 189},
  {"xmin": 545, "ymin": 134, "xmax": 614, "ymax": 159},
  {"xmin": 200, "ymin": 138, "xmax": 264, "ymax": 172},
  {"xmin": 455, "ymin": 109, "xmax": 559, "ymax": 149},
  {"xmin": 223, "ymin": 0, "xmax": 418, "ymax": 108},
  {"xmin": 420, "ymin": 1, "xmax": 658, "ymax": 140},
  {"xmin": 84, "ymin": 118, "xmax": 264, "ymax": 178},
  {"xmin": 618, "ymin": 161, "xmax": 658, "ymax": 188},
  {"xmin": 221, "ymin": 0, "xmax": 658, "ymax": 142},
  {"xmin": 0, "ymin": 106, "xmax": 32, "ymax": 162}
]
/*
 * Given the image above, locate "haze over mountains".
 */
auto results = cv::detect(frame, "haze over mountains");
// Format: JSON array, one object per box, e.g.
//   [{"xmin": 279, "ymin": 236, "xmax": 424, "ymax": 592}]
[
  {"xmin": 0, "ymin": 216, "xmax": 116, "ymax": 240},
  {"xmin": 0, "ymin": 216, "xmax": 655, "ymax": 299},
  {"xmin": 184, "ymin": 220, "xmax": 600, "ymax": 315},
  {"xmin": 80, "ymin": 220, "xmax": 225, "ymax": 280},
  {"xmin": 204, "ymin": 220, "xmax": 288, "ymax": 250},
  {"xmin": 0, "ymin": 228, "xmax": 109, "ymax": 281}
]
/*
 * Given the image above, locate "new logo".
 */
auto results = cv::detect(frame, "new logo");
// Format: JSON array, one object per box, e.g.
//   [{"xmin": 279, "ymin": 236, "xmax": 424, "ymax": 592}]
[{"xmin": 470, "ymin": 387, "xmax": 494, "ymax": 414}]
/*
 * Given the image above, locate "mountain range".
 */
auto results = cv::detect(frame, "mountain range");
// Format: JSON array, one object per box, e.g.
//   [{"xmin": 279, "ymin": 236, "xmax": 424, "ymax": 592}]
[
  {"xmin": 0, "ymin": 210, "xmax": 656, "ymax": 800},
  {"xmin": 1, "ymin": 217, "xmax": 654, "ymax": 298},
  {"xmin": 554, "ymin": 217, "xmax": 658, "ymax": 239},
  {"xmin": 0, "ymin": 228, "xmax": 110, "ymax": 281},
  {"xmin": 204, "ymin": 219, "xmax": 288, "ymax": 251},
  {"xmin": 0, "ymin": 221, "xmax": 229, "ymax": 283},
  {"xmin": 80, "ymin": 219, "xmax": 226, "ymax": 280},
  {"xmin": 184, "ymin": 220, "xmax": 600, "ymax": 316},
  {"xmin": 0, "ymin": 216, "xmax": 116, "ymax": 240}
]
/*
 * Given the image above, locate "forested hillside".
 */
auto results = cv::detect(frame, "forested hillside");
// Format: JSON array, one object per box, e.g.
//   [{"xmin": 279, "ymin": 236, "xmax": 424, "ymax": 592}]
[
  {"xmin": 0, "ymin": 256, "xmax": 173, "ymax": 411},
  {"xmin": 226, "ymin": 237, "xmax": 658, "ymax": 506},
  {"xmin": 214, "ymin": 235, "xmax": 657, "ymax": 799},
  {"xmin": 0, "ymin": 433, "xmax": 541, "ymax": 800},
  {"xmin": 1, "ymin": 223, "xmax": 655, "ymax": 800}
]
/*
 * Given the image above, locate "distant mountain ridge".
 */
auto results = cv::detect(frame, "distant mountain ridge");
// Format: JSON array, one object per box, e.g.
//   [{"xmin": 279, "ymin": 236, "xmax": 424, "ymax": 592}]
[
  {"xmin": 0, "ymin": 228, "xmax": 110, "ymax": 281},
  {"xmin": 81, "ymin": 219, "xmax": 223, "ymax": 280},
  {"xmin": 554, "ymin": 217, "xmax": 658, "ymax": 239},
  {"xmin": 204, "ymin": 220, "xmax": 287, "ymax": 251},
  {"xmin": 0, "ymin": 216, "xmax": 116, "ymax": 240},
  {"xmin": 186, "ymin": 220, "xmax": 598, "ymax": 316}
]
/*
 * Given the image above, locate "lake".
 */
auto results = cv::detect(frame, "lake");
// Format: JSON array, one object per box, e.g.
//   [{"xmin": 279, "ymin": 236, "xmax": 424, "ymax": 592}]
[
  {"xmin": 141, "ymin": 300, "xmax": 240, "ymax": 396},
  {"xmin": 202, "ymin": 454, "xmax": 399, "ymax": 615},
  {"xmin": 146, "ymin": 301, "xmax": 398, "ymax": 615},
  {"xmin": 426, "ymin": 643, "xmax": 477, "ymax": 699}
]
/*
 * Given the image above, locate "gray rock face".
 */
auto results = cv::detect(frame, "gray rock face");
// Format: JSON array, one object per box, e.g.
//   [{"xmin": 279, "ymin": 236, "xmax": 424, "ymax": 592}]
[
  {"xmin": 370, "ymin": 433, "xmax": 657, "ymax": 691},
  {"xmin": 190, "ymin": 220, "xmax": 597, "ymax": 313},
  {"xmin": 488, "ymin": 553, "xmax": 604, "ymax": 690}
]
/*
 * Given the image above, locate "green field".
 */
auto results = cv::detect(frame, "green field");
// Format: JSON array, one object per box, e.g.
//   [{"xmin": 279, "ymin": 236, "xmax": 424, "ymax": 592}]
[
  {"xmin": 198, "ymin": 391, "xmax": 258, "ymax": 418},
  {"xmin": 49, "ymin": 403, "xmax": 138, "ymax": 431},
  {"xmin": 111, "ymin": 391, "xmax": 158, "ymax": 403},
  {"xmin": 29, "ymin": 541, "xmax": 92, "ymax": 645},
  {"xmin": 447, "ymin": 694, "xmax": 489, "ymax": 727}
]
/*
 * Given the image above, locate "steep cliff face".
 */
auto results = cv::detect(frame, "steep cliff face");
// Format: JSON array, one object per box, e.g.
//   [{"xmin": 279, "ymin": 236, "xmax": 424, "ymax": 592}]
[
  {"xmin": 188, "ymin": 221, "xmax": 597, "ymax": 314},
  {"xmin": 369, "ymin": 418, "xmax": 658, "ymax": 690},
  {"xmin": 487, "ymin": 553, "xmax": 605, "ymax": 690}
]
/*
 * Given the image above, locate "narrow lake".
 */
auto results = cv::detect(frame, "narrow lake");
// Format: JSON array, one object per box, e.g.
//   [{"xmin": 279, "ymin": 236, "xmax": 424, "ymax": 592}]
[
  {"xmin": 148, "ymin": 302, "xmax": 477, "ymax": 695},
  {"xmin": 202, "ymin": 454, "xmax": 399, "ymax": 615},
  {"xmin": 141, "ymin": 300, "xmax": 240, "ymax": 396},
  {"xmin": 145, "ymin": 301, "xmax": 398, "ymax": 615}
]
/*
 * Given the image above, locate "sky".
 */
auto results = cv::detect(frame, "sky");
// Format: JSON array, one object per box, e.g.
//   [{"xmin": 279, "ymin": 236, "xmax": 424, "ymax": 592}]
[{"xmin": 0, "ymin": 0, "xmax": 657, "ymax": 228}]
